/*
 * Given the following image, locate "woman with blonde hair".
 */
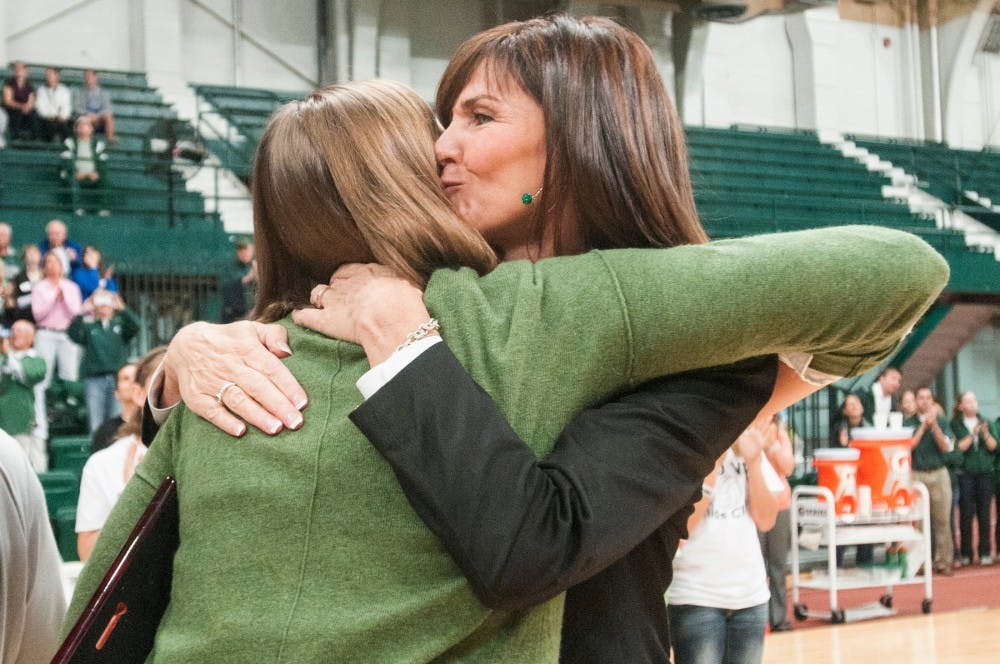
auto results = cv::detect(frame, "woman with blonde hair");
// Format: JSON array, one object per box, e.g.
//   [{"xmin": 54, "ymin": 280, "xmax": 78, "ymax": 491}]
[{"xmin": 64, "ymin": 74, "xmax": 948, "ymax": 661}]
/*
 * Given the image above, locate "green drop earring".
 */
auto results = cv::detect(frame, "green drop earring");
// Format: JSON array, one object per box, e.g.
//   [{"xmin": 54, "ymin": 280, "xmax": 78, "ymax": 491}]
[{"xmin": 521, "ymin": 187, "xmax": 543, "ymax": 205}]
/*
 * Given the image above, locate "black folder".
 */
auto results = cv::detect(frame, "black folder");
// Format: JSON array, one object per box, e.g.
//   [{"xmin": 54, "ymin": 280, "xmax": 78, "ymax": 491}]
[{"xmin": 53, "ymin": 477, "xmax": 179, "ymax": 664}]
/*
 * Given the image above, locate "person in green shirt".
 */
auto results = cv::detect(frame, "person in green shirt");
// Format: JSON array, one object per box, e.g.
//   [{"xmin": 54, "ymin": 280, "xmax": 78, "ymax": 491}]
[
  {"xmin": 219, "ymin": 240, "xmax": 257, "ymax": 323},
  {"xmin": 906, "ymin": 386, "xmax": 956, "ymax": 575},
  {"xmin": 67, "ymin": 289, "xmax": 140, "ymax": 433},
  {"xmin": 994, "ymin": 416, "xmax": 1000, "ymax": 561},
  {"xmin": 64, "ymin": 77, "xmax": 948, "ymax": 662},
  {"xmin": 0, "ymin": 319, "xmax": 47, "ymax": 471},
  {"xmin": 950, "ymin": 391, "xmax": 998, "ymax": 566}
]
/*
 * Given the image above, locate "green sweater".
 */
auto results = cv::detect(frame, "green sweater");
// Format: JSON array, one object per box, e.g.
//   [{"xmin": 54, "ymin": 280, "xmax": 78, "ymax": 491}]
[
  {"xmin": 906, "ymin": 414, "xmax": 953, "ymax": 471},
  {"xmin": 66, "ymin": 226, "xmax": 947, "ymax": 662},
  {"xmin": 950, "ymin": 415, "xmax": 997, "ymax": 474},
  {"xmin": 0, "ymin": 353, "xmax": 46, "ymax": 435},
  {"xmin": 993, "ymin": 420, "xmax": 1000, "ymax": 484},
  {"xmin": 67, "ymin": 309, "xmax": 140, "ymax": 377}
]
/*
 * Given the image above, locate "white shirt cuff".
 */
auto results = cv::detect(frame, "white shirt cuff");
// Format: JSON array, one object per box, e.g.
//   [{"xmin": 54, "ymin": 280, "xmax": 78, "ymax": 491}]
[
  {"xmin": 147, "ymin": 361, "xmax": 179, "ymax": 426},
  {"xmin": 778, "ymin": 352, "xmax": 841, "ymax": 388},
  {"xmin": 356, "ymin": 336, "xmax": 442, "ymax": 400}
]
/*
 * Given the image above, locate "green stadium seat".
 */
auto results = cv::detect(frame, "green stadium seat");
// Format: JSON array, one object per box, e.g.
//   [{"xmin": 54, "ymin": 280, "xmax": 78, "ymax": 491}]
[
  {"xmin": 49, "ymin": 435, "xmax": 93, "ymax": 477},
  {"xmin": 37, "ymin": 469, "xmax": 80, "ymax": 522},
  {"xmin": 55, "ymin": 505, "xmax": 80, "ymax": 562}
]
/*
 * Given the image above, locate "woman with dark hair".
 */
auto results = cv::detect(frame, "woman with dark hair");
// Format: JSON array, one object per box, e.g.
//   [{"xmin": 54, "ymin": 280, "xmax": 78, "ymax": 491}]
[
  {"xmin": 64, "ymin": 76, "xmax": 947, "ymax": 661},
  {"xmin": 138, "ymin": 16, "xmax": 948, "ymax": 662},
  {"xmin": 951, "ymin": 391, "xmax": 997, "ymax": 566}
]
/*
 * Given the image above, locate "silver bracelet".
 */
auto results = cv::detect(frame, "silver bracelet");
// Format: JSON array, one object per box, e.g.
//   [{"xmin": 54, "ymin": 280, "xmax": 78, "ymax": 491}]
[{"xmin": 395, "ymin": 318, "xmax": 440, "ymax": 353}]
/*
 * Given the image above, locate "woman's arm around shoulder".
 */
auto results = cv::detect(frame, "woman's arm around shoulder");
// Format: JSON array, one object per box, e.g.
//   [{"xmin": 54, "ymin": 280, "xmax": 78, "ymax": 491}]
[{"xmin": 350, "ymin": 344, "xmax": 777, "ymax": 610}]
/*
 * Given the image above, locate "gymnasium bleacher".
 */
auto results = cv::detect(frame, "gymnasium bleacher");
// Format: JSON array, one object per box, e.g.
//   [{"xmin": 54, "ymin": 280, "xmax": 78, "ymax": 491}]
[
  {"xmin": 191, "ymin": 84, "xmax": 303, "ymax": 177},
  {"xmin": 6, "ymin": 72, "xmax": 1000, "ymax": 565},
  {"xmin": 849, "ymin": 135, "xmax": 1000, "ymax": 234},
  {"xmin": 2, "ymin": 66, "xmax": 238, "ymax": 563},
  {"xmin": 687, "ymin": 125, "xmax": 1000, "ymax": 295}
]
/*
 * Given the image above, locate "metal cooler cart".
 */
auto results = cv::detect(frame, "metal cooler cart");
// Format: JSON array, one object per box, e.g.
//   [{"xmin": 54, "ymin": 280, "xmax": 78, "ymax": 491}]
[{"xmin": 790, "ymin": 483, "xmax": 933, "ymax": 623}]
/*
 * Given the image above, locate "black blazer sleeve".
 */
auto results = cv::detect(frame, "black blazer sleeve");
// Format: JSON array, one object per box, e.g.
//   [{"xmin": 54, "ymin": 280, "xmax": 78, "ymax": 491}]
[
  {"xmin": 141, "ymin": 401, "xmax": 160, "ymax": 448},
  {"xmin": 349, "ymin": 343, "xmax": 777, "ymax": 611}
]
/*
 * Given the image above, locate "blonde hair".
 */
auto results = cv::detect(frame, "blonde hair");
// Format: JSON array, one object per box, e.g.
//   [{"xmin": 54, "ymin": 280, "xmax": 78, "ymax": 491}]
[{"xmin": 250, "ymin": 80, "xmax": 497, "ymax": 322}]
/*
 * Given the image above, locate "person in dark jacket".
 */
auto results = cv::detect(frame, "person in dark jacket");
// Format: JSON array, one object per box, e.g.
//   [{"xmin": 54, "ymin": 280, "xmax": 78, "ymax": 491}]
[{"xmin": 68, "ymin": 289, "xmax": 139, "ymax": 433}]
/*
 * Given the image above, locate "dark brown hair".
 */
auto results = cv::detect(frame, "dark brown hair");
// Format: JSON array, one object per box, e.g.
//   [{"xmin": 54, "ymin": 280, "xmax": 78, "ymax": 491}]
[
  {"xmin": 250, "ymin": 80, "xmax": 497, "ymax": 322},
  {"xmin": 436, "ymin": 14, "xmax": 708, "ymax": 256}
]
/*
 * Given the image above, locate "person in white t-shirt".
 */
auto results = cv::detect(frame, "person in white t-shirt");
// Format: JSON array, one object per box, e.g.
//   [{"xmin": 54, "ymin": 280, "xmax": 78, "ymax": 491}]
[
  {"xmin": 75, "ymin": 346, "xmax": 165, "ymax": 561},
  {"xmin": 36, "ymin": 67, "xmax": 72, "ymax": 143},
  {"xmin": 667, "ymin": 425, "xmax": 782, "ymax": 664}
]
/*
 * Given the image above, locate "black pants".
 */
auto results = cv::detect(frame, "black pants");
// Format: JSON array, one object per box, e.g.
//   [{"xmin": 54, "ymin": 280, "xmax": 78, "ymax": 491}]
[
  {"xmin": 39, "ymin": 117, "xmax": 72, "ymax": 143},
  {"xmin": 5, "ymin": 107, "xmax": 39, "ymax": 140},
  {"xmin": 959, "ymin": 471, "xmax": 996, "ymax": 560},
  {"xmin": 758, "ymin": 508, "xmax": 791, "ymax": 627}
]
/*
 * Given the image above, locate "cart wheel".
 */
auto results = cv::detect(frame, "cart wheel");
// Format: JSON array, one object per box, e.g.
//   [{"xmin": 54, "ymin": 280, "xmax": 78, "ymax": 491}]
[
  {"xmin": 879, "ymin": 594, "xmax": 893, "ymax": 608},
  {"xmin": 793, "ymin": 604, "xmax": 808, "ymax": 621},
  {"xmin": 831, "ymin": 609, "xmax": 846, "ymax": 624},
  {"xmin": 921, "ymin": 599, "xmax": 932, "ymax": 614}
]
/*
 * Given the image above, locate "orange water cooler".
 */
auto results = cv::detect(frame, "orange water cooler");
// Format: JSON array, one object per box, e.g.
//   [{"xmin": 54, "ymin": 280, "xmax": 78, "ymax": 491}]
[
  {"xmin": 849, "ymin": 427, "xmax": 917, "ymax": 512},
  {"xmin": 813, "ymin": 448, "xmax": 861, "ymax": 517}
]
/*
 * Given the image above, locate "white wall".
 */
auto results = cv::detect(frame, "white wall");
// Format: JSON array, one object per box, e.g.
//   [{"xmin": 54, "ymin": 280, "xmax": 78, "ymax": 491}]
[
  {"xmin": 698, "ymin": 16, "xmax": 796, "ymax": 128},
  {"xmin": 5, "ymin": 0, "xmax": 134, "ymax": 70},
  {"xmin": 180, "ymin": 0, "xmax": 317, "ymax": 91},
  {"xmin": 953, "ymin": 322, "xmax": 1000, "ymax": 420},
  {"xmin": 689, "ymin": 7, "xmax": 924, "ymax": 138},
  {"xmin": 936, "ymin": 4, "xmax": 1000, "ymax": 149}
]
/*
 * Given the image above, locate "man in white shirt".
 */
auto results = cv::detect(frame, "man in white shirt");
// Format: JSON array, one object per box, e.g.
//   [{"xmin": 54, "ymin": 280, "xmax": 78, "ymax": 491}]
[
  {"xmin": 853, "ymin": 366, "xmax": 901, "ymax": 428},
  {"xmin": 36, "ymin": 67, "xmax": 72, "ymax": 144}
]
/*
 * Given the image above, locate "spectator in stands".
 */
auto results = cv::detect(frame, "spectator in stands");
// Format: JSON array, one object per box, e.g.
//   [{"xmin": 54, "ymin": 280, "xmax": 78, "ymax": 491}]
[
  {"xmin": 62, "ymin": 116, "xmax": 108, "ymax": 215},
  {"xmin": 951, "ymin": 391, "xmax": 997, "ymax": 566},
  {"xmin": 70, "ymin": 245, "xmax": 117, "ymax": 301},
  {"xmin": 91, "ymin": 362, "xmax": 136, "ymax": 453},
  {"xmin": 68, "ymin": 289, "xmax": 140, "ymax": 434},
  {"xmin": 907, "ymin": 386, "xmax": 954, "ymax": 575},
  {"xmin": 31, "ymin": 251, "xmax": 82, "ymax": 442},
  {"xmin": 39, "ymin": 219, "xmax": 83, "ymax": 275},
  {"xmin": 0, "ymin": 429, "xmax": 66, "ymax": 663},
  {"xmin": 994, "ymin": 416, "xmax": 1000, "ymax": 564},
  {"xmin": 831, "ymin": 393, "xmax": 873, "ymax": 567},
  {"xmin": 0, "ymin": 223, "xmax": 18, "ymax": 282},
  {"xmin": 667, "ymin": 426, "xmax": 781, "ymax": 664},
  {"xmin": 900, "ymin": 389, "xmax": 917, "ymax": 418},
  {"xmin": 757, "ymin": 413, "xmax": 795, "ymax": 633},
  {"xmin": 75, "ymin": 346, "xmax": 164, "ymax": 562},
  {"xmin": 831, "ymin": 393, "xmax": 871, "ymax": 448},
  {"xmin": 0, "ymin": 225, "xmax": 16, "ymax": 329},
  {"xmin": 0, "ymin": 319, "xmax": 47, "ymax": 471},
  {"xmin": 853, "ymin": 366, "xmax": 901, "ymax": 427},
  {"xmin": 7, "ymin": 244, "xmax": 42, "ymax": 324},
  {"xmin": 0, "ymin": 107, "xmax": 8, "ymax": 148},
  {"xmin": 220, "ymin": 239, "xmax": 256, "ymax": 323},
  {"xmin": 36, "ymin": 66, "xmax": 72, "ymax": 144},
  {"xmin": 2, "ymin": 61, "xmax": 39, "ymax": 141},
  {"xmin": 0, "ymin": 264, "xmax": 9, "ymax": 330},
  {"xmin": 73, "ymin": 69, "xmax": 116, "ymax": 144}
]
